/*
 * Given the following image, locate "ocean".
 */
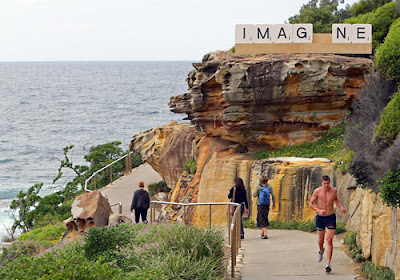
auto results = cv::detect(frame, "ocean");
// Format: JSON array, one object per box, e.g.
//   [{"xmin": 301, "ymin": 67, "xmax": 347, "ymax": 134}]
[{"xmin": 0, "ymin": 61, "xmax": 193, "ymax": 237}]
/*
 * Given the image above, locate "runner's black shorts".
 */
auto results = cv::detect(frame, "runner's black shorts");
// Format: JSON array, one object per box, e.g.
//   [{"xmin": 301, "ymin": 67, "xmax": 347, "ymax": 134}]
[{"xmin": 316, "ymin": 214, "xmax": 336, "ymax": 231}]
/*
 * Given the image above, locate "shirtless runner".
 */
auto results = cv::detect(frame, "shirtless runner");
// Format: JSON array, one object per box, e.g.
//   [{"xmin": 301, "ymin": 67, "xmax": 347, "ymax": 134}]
[{"xmin": 309, "ymin": 175, "xmax": 346, "ymax": 273}]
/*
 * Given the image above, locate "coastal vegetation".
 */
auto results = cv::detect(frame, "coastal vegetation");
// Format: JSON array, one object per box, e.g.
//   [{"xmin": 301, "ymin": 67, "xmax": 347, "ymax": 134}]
[
  {"xmin": 344, "ymin": 232, "xmax": 366, "ymax": 262},
  {"xmin": 147, "ymin": 180, "xmax": 170, "ymax": 196},
  {"xmin": 362, "ymin": 262, "xmax": 395, "ymax": 280},
  {"xmin": 6, "ymin": 141, "xmax": 142, "ymax": 239},
  {"xmin": 254, "ymin": 125, "xmax": 351, "ymax": 172},
  {"xmin": 184, "ymin": 157, "xmax": 197, "ymax": 174},
  {"xmin": 0, "ymin": 222, "xmax": 225, "ymax": 280}
]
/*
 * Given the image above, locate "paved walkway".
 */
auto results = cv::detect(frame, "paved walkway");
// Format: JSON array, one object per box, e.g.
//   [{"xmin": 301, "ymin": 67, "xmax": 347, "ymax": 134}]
[
  {"xmin": 99, "ymin": 164, "xmax": 360, "ymax": 279},
  {"xmin": 241, "ymin": 228, "xmax": 360, "ymax": 280},
  {"xmin": 100, "ymin": 163, "xmax": 162, "ymax": 217}
]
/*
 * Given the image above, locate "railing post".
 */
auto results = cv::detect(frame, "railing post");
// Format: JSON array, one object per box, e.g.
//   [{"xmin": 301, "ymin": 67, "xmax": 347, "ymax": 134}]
[
  {"xmin": 119, "ymin": 203, "xmax": 122, "ymax": 214},
  {"xmin": 238, "ymin": 209, "xmax": 242, "ymax": 249},
  {"xmin": 228, "ymin": 205, "xmax": 231, "ymax": 243},
  {"xmin": 125, "ymin": 156, "xmax": 128, "ymax": 175},
  {"xmin": 94, "ymin": 175, "xmax": 97, "ymax": 191},
  {"xmin": 209, "ymin": 204, "xmax": 212, "ymax": 228},
  {"xmin": 129, "ymin": 153, "xmax": 132, "ymax": 173},
  {"xmin": 110, "ymin": 166, "xmax": 113, "ymax": 185},
  {"xmin": 150, "ymin": 203, "xmax": 153, "ymax": 223},
  {"xmin": 231, "ymin": 221, "xmax": 236, "ymax": 277},
  {"xmin": 236, "ymin": 214, "xmax": 239, "ymax": 256}
]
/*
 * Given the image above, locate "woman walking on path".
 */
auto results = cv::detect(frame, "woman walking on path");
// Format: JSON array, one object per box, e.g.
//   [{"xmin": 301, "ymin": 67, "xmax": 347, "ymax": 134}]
[
  {"xmin": 228, "ymin": 177, "xmax": 249, "ymax": 239},
  {"xmin": 130, "ymin": 181, "xmax": 150, "ymax": 224},
  {"xmin": 253, "ymin": 175, "xmax": 276, "ymax": 239}
]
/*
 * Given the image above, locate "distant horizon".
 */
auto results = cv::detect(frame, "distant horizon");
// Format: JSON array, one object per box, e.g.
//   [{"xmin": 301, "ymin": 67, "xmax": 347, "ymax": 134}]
[
  {"xmin": 0, "ymin": 60, "xmax": 199, "ymax": 63},
  {"xmin": 0, "ymin": 0, "xmax": 359, "ymax": 61}
]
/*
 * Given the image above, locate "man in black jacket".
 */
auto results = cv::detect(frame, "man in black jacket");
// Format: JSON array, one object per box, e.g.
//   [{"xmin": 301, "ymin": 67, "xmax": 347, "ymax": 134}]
[{"xmin": 130, "ymin": 181, "xmax": 150, "ymax": 224}]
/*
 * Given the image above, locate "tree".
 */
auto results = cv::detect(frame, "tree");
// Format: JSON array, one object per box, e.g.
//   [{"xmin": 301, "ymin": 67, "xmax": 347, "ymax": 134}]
[
  {"xmin": 9, "ymin": 141, "xmax": 143, "ymax": 234},
  {"xmin": 350, "ymin": 0, "xmax": 392, "ymax": 16},
  {"xmin": 289, "ymin": 0, "xmax": 353, "ymax": 33},
  {"xmin": 345, "ymin": 1, "xmax": 399, "ymax": 51},
  {"xmin": 9, "ymin": 183, "xmax": 43, "ymax": 233}
]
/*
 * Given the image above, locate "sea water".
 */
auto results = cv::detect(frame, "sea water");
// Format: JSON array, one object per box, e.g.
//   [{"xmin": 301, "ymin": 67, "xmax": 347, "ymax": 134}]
[{"xmin": 0, "ymin": 61, "xmax": 193, "ymax": 237}]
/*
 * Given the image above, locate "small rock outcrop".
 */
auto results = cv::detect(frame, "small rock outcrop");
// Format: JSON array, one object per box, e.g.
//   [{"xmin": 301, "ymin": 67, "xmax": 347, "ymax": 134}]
[
  {"xmin": 169, "ymin": 51, "xmax": 373, "ymax": 149},
  {"xmin": 130, "ymin": 122, "xmax": 201, "ymax": 189},
  {"xmin": 62, "ymin": 191, "xmax": 112, "ymax": 242}
]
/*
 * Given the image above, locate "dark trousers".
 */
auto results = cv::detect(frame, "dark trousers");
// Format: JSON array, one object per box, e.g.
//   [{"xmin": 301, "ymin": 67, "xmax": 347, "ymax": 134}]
[
  {"xmin": 134, "ymin": 207, "xmax": 148, "ymax": 223},
  {"xmin": 240, "ymin": 204, "xmax": 245, "ymax": 237}
]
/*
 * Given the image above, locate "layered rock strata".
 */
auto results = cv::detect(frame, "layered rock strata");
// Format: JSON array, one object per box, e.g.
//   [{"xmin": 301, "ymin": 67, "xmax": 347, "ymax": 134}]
[
  {"xmin": 131, "ymin": 121, "xmax": 400, "ymax": 277},
  {"xmin": 130, "ymin": 51, "xmax": 400, "ymax": 277},
  {"xmin": 169, "ymin": 51, "xmax": 373, "ymax": 149}
]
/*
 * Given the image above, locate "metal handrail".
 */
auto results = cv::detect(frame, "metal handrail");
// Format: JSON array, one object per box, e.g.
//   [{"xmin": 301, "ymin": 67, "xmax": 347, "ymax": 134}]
[
  {"xmin": 84, "ymin": 151, "xmax": 133, "ymax": 192},
  {"xmin": 110, "ymin": 202, "xmax": 122, "ymax": 214},
  {"xmin": 149, "ymin": 201, "xmax": 242, "ymax": 278}
]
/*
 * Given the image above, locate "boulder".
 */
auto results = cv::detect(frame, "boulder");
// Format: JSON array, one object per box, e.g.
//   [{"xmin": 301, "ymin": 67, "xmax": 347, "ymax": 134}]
[
  {"xmin": 62, "ymin": 191, "xmax": 112, "ymax": 242},
  {"xmin": 109, "ymin": 214, "xmax": 132, "ymax": 226}
]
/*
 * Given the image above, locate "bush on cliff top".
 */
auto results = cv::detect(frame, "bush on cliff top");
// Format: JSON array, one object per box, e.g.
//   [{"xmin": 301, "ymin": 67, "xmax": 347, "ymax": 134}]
[
  {"xmin": 254, "ymin": 124, "xmax": 345, "ymax": 161},
  {"xmin": 376, "ymin": 17, "xmax": 400, "ymax": 81},
  {"xmin": 345, "ymin": 1, "xmax": 399, "ymax": 52},
  {"xmin": 374, "ymin": 88, "xmax": 400, "ymax": 145}
]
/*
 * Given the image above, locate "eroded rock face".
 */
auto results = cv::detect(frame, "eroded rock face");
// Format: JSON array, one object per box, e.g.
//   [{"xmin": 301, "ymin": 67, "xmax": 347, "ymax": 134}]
[
  {"xmin": 346, "ymin": 188, "xmax": 400, "ymax": 276},
  {"xmin": 169, "ymin": 51, "xmax": 373, "ymax": 149},
  {"xmin": 62, "ymin": 191, "xmax": 112, "ymax": 242},
  {"xmin": 129, "ymin": 122, "xmax": 200, "ymax": 188}
]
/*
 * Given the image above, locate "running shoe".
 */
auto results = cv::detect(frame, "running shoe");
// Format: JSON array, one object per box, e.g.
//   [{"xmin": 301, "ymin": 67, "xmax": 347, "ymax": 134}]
[
  {"xmin": 317, "ymin": 248, "xmax": 325, "ymax": 262},
  {"xmin": 325, "ymin": 264, "xmax": 332, "ymax": 273}
]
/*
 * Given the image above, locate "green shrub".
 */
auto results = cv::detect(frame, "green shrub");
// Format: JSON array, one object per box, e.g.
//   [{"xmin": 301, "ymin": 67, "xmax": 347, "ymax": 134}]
[
  {"xmin": 254, "ymin": 124, "xmax": 344, "ymax": 160},
  {"xmin": 345, "ymin": 1, "xmax": 399, "ymax": 51},
  {"xmin": 0, "ymin": 222, "xmax": 225, "ymax": 279},
  {"xmin": 374, "ymin": 89, "xmax": 400, "ymax": 144},
  {"xmin": 0, "ymin": 240, "xmax": 43, "ymax": 266},
  {"xmin": 376, "ymin": 17, "xmax": 400, "ymax": 81},
  {"xmin": 0, "ymin": 239, "xmax": 121, "ymax": 280},
  {"xmin": 184, "ymin": 157, "xmax": 197, "ymax": 174},
  {"xmin": 18, "ymin": 223, "xmax": 65, "ymax": 245},
  {"xmin": 84, "ymin": 223, "xmax": 134, "ymax": 263},
  {"xmin": 242, "ymin": 219, "xmax": 257, "ymax": 229},
  {"xmin": 379, "ymin": 162, "xmax": 400, "ymax": 208},
  {"xmin": 336, "ymin": 221, "xmax": 346, "ymax": 234},
  {"xmin": 349, "ymin": 0, "xmax": 392, "ymax": 17},
  {"xmin": 362, "ymin": 261, "xmax": 395, "ymax": 280},
  {"xmin": 333, "ymin": 149, "xmax": 354, "ymax": 173},
  {"xmin": 344, "ymin": 231, "xmax": 366, "ymax": 262},
  {"xmin": 345, "ymin": 11, "xmax": 373, "ymax": 24},
  {"xmin": 148, "ymin": 180, "xmax": 170, "ymax": 196}
]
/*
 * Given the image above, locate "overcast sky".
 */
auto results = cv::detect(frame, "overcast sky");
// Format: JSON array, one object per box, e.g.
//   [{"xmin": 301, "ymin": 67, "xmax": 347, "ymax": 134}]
[{"xmin": 0, "ymin": 0, "xmax": 359, "ymax": 61}]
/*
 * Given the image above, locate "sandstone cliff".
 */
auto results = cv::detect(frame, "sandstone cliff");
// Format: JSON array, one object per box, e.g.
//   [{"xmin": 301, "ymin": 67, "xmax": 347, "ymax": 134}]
[
  {"xmin": 130, "ymin": 51, "xmax": 399, "ymax": 276},
  {"xmin": 169, "ymin": 51, "xmax": 373, "ymax": 149}
]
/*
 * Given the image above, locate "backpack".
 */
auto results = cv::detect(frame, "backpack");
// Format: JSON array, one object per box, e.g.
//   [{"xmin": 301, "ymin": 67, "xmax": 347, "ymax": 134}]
[{"xmin": 259, "ymin": 186, "xmax": 271, "ymax": 206}]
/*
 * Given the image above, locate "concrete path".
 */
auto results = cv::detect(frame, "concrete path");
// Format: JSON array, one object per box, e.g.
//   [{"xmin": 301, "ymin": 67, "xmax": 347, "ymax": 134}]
[
  {"xmin": 100, "ymin": 163, "xmax": 162, "ymax": 217},
  {"xmin": 241, "ymin": 229, "xmax": 360, "ymax": 280}
]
